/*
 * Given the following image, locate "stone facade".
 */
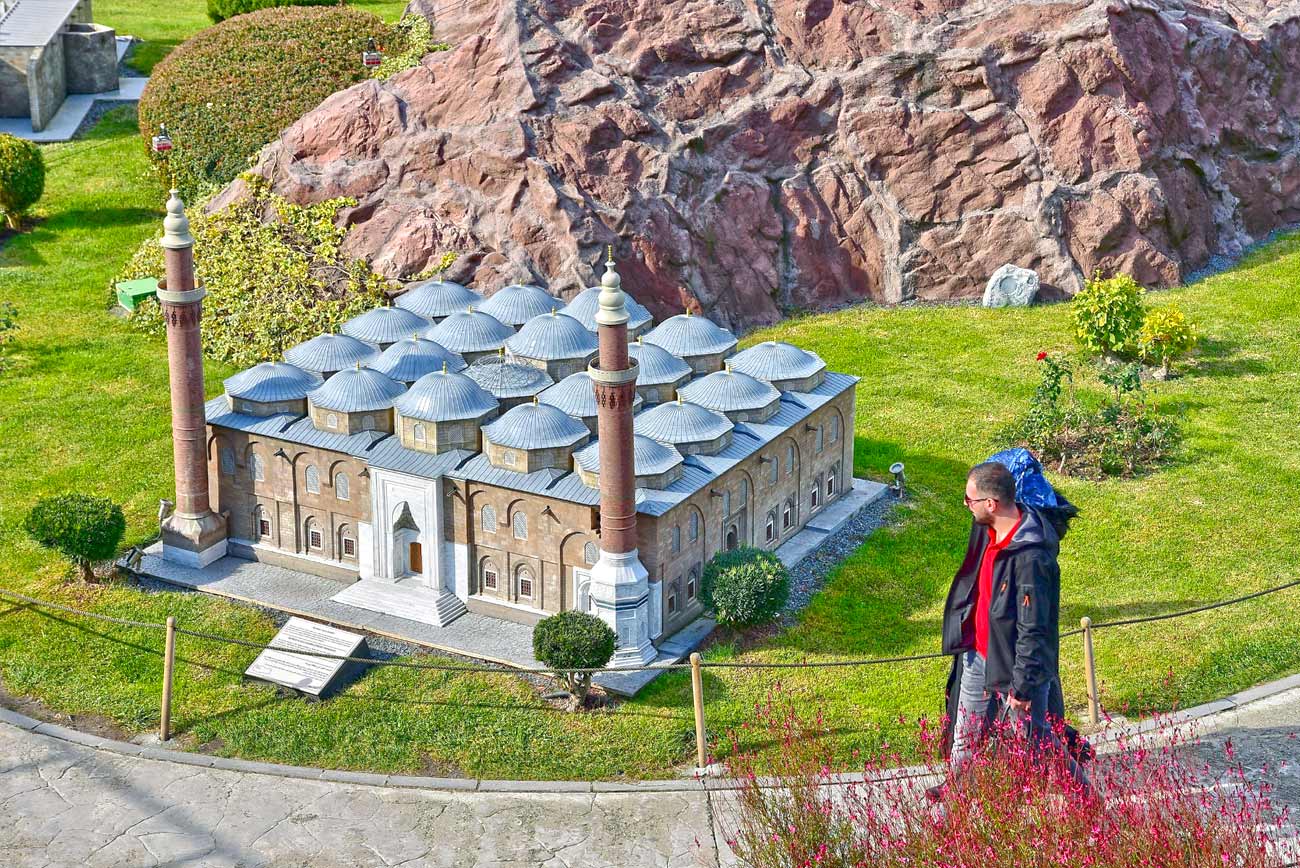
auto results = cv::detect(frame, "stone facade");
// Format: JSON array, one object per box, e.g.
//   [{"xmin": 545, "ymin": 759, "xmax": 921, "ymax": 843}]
[
  {"xmin": 308, "ymin": 402, "xmax": 394, "ymax": 436},
  {"xmin": 1, "ymin": 0, "xmax": 114, "ymax": 131}
]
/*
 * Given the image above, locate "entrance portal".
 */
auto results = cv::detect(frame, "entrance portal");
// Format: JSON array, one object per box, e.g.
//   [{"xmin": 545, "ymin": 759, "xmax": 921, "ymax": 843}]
[{"xmin": 726, "ymin": 525, "xmax": 738, "ymax": 550}]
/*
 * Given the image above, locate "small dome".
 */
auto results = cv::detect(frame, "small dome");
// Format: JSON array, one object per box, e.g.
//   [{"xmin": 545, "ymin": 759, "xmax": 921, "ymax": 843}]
[
  {"xmin": 465, "ymin": 354, "xmax": 554, "ymax": 400},
  {"xmin": 728, "ymin": 340, "xmax": 826, "ymax": 384},
  {"xmin": 426, "ymin": 309, "xmax": 514, "ymax": 354},
  {"xmin": 477, "ymin": 284, "xmax": 560, "ymax": 328},
  {"xmin": 394, "ymin": 369, "xmax": 498, "ymax": 422},
  {"xmin": 483, "ymin": 402, "xmax": 588, "ymax": 450},
  {"xmin": 284, "ymin": 333, "xmax": 379, "ymax": 374},
  {"xmin": 371, "ymin": 337, "xmax": 467, "ymax": 383},
  {"xmin": 634, "ymin": 399, "xmax": 733, "ymax": 446},
  {"xmin": 560, "ymin": 285, "xmax": 653, "ymax": 333},
  {"xmin": 307, "ymin": 366, "xmax": 405, "ymax": 413},
  {"xmin": 642, "ymin": 312, "xmax": 737, "ymax": 357},
  {"xmin": 628, "ymin": 338, "xmax": 692, "ymax": 386},
  {"xmin": 677, "ymin": 366, "xmax": 780, "ymax": 413},
  {"xmin": 538, "ymin": 371, "xmax": 643, "ymax": 419},
  {"xmin": 573, "ymin": 434, "xmax": 683, "ymax": 477},
  {"xmin": 341, "ymin": 306, "xmax": 430, "ymax": 347},
  {"xmin": 225, "ymin": 362, "xmax": 320, "ymax": 403},
  {"xmin": 395, "ymin": 279, "xmax": 483, "ymax": 319},
  {"xmin": 505, "ymin": 310, "xmax": 599, "ymax": 360}
]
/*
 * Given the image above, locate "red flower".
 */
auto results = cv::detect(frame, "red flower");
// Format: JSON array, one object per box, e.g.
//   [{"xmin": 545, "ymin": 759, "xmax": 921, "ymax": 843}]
[{"xmin": 1036, "ymin": 351, "xmax": 1048, "ymax": 361}]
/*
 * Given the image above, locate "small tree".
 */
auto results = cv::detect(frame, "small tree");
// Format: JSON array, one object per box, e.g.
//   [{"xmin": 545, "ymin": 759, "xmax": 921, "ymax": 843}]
[
  {"xmin": 0, "ymin": 134, "xmax": 45, "ymax": 231},
  {"xmin": 1072, "ymin": 272, "xmax": 1145, "ymax": 359},
  {"xmin": 532, "ymin": 610, "xmax": 616, "ymax": 709},
  {"xmin": 701, "ymin": 547, "xmax": 790, "ymax": 628},
  {"xmin": 24, "ymin": 494, "xmax": 126, "ymax": 582},
  {"xmin": 1139, "ymin": 303, "xmax": 1197, "ymax": 378}
]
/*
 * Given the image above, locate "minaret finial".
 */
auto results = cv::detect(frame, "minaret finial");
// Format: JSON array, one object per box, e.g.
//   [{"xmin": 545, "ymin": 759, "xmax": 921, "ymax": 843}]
[
  {"xmin": 160, "ymin": 189, "xmax": 194, "ymax": 250},
  {"xmin": 594, "ymin": 248, "xmax": 628, "ymax": 327},
  {"xmin": 442, "ymin": 360, "xmax": 448, "ymax": 374}
]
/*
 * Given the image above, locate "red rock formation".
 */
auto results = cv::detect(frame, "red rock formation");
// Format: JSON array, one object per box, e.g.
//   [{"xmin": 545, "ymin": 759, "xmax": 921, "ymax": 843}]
[{"xmin": 211, "ymin": 0, "xmax": 1300, "ymax": 331}]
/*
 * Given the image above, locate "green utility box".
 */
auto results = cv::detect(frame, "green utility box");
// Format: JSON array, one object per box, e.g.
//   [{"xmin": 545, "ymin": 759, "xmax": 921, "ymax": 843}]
[{"xmin": 115, "ymin": 278, "xmax": 158, "ymax": 312}]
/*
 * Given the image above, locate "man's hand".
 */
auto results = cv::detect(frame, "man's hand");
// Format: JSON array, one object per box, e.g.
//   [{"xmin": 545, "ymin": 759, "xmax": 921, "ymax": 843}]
[{"xmin": 1006, "ymin": 695, "xmax": 1032, "ymax": 714}]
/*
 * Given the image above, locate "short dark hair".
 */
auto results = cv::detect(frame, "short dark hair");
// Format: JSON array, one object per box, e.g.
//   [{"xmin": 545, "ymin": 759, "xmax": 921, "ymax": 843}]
[{"xmin": 968, "ymin": 462, "xmax": 1016, "ymax": 503}]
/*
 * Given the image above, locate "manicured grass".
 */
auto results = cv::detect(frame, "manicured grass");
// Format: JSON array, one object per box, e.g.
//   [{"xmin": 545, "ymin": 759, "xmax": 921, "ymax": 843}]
[{"xmin": 0, "ymin": 109, "xmax": 1297, "ymax": 779}]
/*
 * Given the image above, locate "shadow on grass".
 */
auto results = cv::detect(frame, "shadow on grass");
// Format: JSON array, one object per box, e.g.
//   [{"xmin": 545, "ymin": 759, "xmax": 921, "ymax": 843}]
[{"xmin": 1188, "ymin": 337, "xmax": 1271, "ymax": 379}]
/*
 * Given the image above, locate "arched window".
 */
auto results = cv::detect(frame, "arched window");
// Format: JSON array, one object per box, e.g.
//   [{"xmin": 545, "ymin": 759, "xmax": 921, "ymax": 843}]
[
  {"xmin": 815, "ymin": 425, "xmax": 824, "ymax": 453},
  {"xmin": 722, "ymin": 490, "xmax": 731, "ymax": 517},
  {"xmin": 255, "ymin": 506, "xmax": 271, "ymax": 539},
  {"xmin": 338, "ymin": 525, "xmax": 356, "ymax": 560},
  {"xmin": 768, "ymin": 457, "xmax": 778, "ymax": 484},
  {"xmin": 305, "ymin": 465, "xmax": 320, "ymax": 494},
  {"xmin": 826, "ymin": 467, "xmax": 837, "ymax": 498},
  {"xmin": 786, "ymin": 443, "xmax": 795, "ymax": 473},
  {"xmin": 740, "ymin": 478, "xmax": 749, "ymax": 504},
  {"xmin": 687, "ymin": 567, "xmax": 699, "ymax": 600},
  {"xmin": 335, "ymin": 472, "xmax": 350, "ymax": 501},
  {"xmin": 671, "ymin": 525, "xmax": 681, "ymax": 553},
  {"xmin": 481, "ymin": 504, "xmax": 496, "ymax": 533},
  {"xmin": 252, "ymin": 453, "xmax": 266, "ymax": 482},
  {"xmin": 361, "ymin": 415, "xmax": 375, "ymax": 430},
  {"xmin": 517, "ymin": 566, "xmax": 534, "ymax": 599},
  {"xmin": 482, "ymin": 561, "xmax": 499, "ymax": 591},
  {"xmin": 689, "ymin": 512, "xmax": 700, "ymax": 542},
  {"xmin": 667, "ymin": 579, "xmax": 679, "ymax": 615},
  {"xmin": 220, "ymin": 446, "xmax": 236, "ymax": 476},
  {"xmin": 306, "ymin": 518, "xmax": 323, "ymax": 550},
  {"xmin": 414, "ymin": 422, "xmax": 427, "ymax": 443},
  {"xmin": 326, "ymin": 413, "xmax": 338, "ymax": 430},
  {"xmin": 644, "ymin": 387, "xmax": 659, "ymax": 404},
  {"xmin": 584, "ymin": 541, "xmax": 599, "ymax": 565},
  {"xmin": 765, "ymin": 511, "xmax": 776, "ymax": 543},
  {"xmin": 513, "ymin": 511, "xmax": 527, "ymax": 540},
  {"xmin": 782, "ymin": 499, "xmax": 793, "ymax": 530},
  {"xmin": 810, "ymin": 480, "xmax": 820, "ymax": 511},
  {"xmin": 830, "ymin": 415, "xmax": 840, "ymax": 443}
]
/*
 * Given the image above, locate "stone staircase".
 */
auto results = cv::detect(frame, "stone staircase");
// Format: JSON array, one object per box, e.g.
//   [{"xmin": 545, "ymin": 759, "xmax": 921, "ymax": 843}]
[{"xmin": 331, "ymin": 581, "xmax": 467, "ymax": 628}]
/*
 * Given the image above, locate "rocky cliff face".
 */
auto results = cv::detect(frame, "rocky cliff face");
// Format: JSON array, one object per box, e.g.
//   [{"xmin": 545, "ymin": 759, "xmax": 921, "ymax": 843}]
[{"xmin": 212, "ymin": 0, "xmax": 1300, "ymax": 331}]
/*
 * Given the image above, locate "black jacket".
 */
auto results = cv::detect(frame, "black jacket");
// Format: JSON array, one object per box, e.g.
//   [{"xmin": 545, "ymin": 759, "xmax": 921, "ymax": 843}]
[{"xmin": 941, "ymin": 504, "xmax": 1061, "ymax": 701}]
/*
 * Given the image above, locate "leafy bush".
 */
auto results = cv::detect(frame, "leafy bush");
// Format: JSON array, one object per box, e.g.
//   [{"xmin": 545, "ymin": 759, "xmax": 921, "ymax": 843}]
[
  {"xmin": 1072, "ymin": 272, "xmax": 1145, "ymax": 358},
  {"xmin": 702, "ymin": 547, "xmax": 790, "ymax": 628},
  {"xmin": 24, "ymin": 494, "xmax": 126, "ymax": 582},
  {"xmin": 532, "ymin": 611, "xmax": 616, "ymax": 709},
  {"xmin": 1139, "ymin": 303, "xmax": 1198, "ymax": 377},
  {"xmin": 0, "ymin": 134, "xmax": 45, "ymax": 231},
  {"xmin": 137, "ymin": 6, "xmax": 391, "ymax": 202},
  {"xmin": 119, "ymin": 175, "xmax": 389, "ymax": 367},
  {"xmin": 373, "ymin": 14, "xmax": 450, "ymax": 79},
  {"xmin": 207, "ymin": 0, "xmax": 333, "ymax": 24}
]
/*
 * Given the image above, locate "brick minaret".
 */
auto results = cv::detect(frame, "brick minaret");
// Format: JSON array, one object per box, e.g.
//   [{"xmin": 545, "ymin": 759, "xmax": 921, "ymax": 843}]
[
  {"xmin": 158, "ymin": 190, "xmax": 228, "ymax": 568},
  {"xmin": 588, "ymin": 251, "xmax": 656, "ymax": 667}
]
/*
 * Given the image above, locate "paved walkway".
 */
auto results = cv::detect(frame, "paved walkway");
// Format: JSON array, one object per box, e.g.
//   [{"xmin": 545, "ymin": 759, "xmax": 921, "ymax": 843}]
[{"xmin": 1, "ymin": 684, "xmax": 1296, "ymax": 867}]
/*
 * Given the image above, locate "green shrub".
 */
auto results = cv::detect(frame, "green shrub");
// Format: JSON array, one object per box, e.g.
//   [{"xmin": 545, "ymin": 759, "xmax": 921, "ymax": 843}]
[
  {"xmin": 1139, "ymin": 304, "xmax": 1198, "ymax": 377},
  {"xmin": 118, "ymin": 175, "xmax": 389, "ymax": 367},
  {"xmin": 702, "ymin": 547, "xmax": 790, "ymax": 628},
  {"xmin": 0, "ymin": 134, "xmax": 45, "ymax": 231},
  {"xmin": 24, "ymin": 494, "xmax": 126, "ymax": 582},
  {"xmin": 137, "ymin": 6, "xmax": 391, "ymax": 202},
  {"xmin": 1072, "ymin": 272, "xmax": 1146, "ymax": 358},
  {"xmin": 207, "ymin": 0, "xmax": 333, "ymax": 24},
  {"xmin": 532, "ymin": 611, "xmax": 616, "ymax": 709},
  {"xmin": 373, "ymin": 14, "xmax": 450, "ymax": 79}
]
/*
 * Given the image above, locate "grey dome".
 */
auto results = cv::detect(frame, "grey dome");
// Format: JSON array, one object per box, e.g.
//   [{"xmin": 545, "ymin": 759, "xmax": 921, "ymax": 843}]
[
  {"xmin": 538, "ymin": 371, "xmax": 643, "ymax": 419},
  {"xmin": 341, "ymin": 306, "xmax": 430, "ymax": 347},
  {"xmin": 628, "ymin": 338, "xmax": 692, "ymax": 385},
  {"xmin": 307, "ymin": 366, "xmax": 405, "ymax": 413},
  {"xmin": 677, "ymin": 367, "xmax": 780, "ymax": 413},
  {"xmin": 393, "ymin": 369, "xmax": 499, "ymax": 422},
  {"xmin": 561, "ymin": 285, "xmax": 652, "ymax": 333},
  {"xmin": 465, "ymin": 354, "xmax": 554, "ymax": 400},
  {"xmin": 483, "ymin": 402, "xmax": 588, "ymax": 450},
  {"xmin": 477, "ymin": 284, "xmax": 560, "ymax": 327},
  {"xmin": 573, "ymin": 434, "xmax": 682, "ymax": 477},
  {"xmin": 634, "ymin": 399, "xmax": 733, "ymax": 445},
  {"xmin": 426, "ymin": 309, "xmax": 513, "ymax": 354},
  {"xmin": 643, "ymin": 313, "xmax": 737, "ymax": 357},
  {"xmin": 284, "ymin": 333, "xmax": 379, "ymax": 374},
  {"xmin": 505, "ymin": 310, "xmax": 598, "ymax": 360},
  {"xmin": 225, "ymin": 362, "xmax": 321, "ymax": 403},
  {"xmin": 728, "ymin": 340, "xmax": 826, "ymax": 383},
  {"xmin": 395, "ymin": 279, "xmax": 483, "ymax": 319},
  {"xmin": 371, "ymin": 337, "xmax": 467, "ymax": 383}
]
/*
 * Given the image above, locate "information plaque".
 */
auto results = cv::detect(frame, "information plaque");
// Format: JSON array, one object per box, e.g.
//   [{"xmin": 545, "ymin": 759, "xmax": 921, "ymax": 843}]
[{"xmin": 245, "ymin": 617, "xmax": 369, "ymax": 699}]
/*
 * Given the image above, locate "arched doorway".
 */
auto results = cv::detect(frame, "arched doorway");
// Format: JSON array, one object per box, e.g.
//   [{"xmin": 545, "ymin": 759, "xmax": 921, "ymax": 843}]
[
  {"xmin": 392, "ymin": 502, "xmax": 423, "ymax": 580},
  {"xmin": 726, "ymin": 524, "xmax": 738, "ymax": 550}
]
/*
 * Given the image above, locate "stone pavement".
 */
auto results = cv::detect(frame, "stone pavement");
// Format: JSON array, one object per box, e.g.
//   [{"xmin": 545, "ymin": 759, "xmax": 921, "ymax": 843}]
[{"xmin": 1, "ymin": 683, "xmax": 1296, "ymax": 867}]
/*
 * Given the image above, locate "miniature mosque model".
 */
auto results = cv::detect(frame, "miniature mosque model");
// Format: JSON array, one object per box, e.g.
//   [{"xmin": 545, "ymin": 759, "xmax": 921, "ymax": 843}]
[{"xmin": 155, "ymin": 192, "xmax": 857, "ymax": 666}]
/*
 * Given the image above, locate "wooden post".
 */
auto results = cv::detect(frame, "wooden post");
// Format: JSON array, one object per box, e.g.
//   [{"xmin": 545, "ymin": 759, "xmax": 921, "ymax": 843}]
[
  {"xmin": 160, "ymin": 616, "xmax": 176, "ymax": 742},
  {"xmin": 1080, "ymin": 616, "xmax": 1099, "ymax": 726},
  {"xmin": 690, "ymin": 652, "xmax": 707, "ymax": 772}
]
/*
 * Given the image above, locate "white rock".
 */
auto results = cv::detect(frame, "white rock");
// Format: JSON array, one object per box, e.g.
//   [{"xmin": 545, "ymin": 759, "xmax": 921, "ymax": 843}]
[{"xmin": 982, "ymin": 264, "xmax": 1041, "ymax": 308}]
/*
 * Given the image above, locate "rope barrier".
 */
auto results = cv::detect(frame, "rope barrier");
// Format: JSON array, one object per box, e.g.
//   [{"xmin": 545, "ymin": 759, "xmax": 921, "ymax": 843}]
[
  {"xmin": 0, "ymin": 588, "xmax": 167, "ymax": 631},
  {"xmin": 1082, "ymin": 579, "xmax": 1300, "ymax": 630}
]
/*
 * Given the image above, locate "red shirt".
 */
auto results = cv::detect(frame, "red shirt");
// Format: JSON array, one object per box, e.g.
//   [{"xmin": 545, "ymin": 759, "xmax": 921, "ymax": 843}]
[{"xmin": 975, "ymin": 512, "xmax": 1022, "ymax": 658}]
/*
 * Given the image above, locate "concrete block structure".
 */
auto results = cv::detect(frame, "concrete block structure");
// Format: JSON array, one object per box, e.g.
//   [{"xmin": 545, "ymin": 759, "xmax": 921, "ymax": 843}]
[{"xmin": 1, "ymin": 0, "xmax": 116, "ymax": 132}]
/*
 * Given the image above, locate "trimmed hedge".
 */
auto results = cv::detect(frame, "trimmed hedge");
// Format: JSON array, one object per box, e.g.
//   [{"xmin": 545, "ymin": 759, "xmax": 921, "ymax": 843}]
[
  {"xmin": 0, "ymin": 133, "xmax": 45, "ymax": 231},
  {"xmin": 137, "ymin": 6, "xmax": 391, "ymax": 202},
  {"xmin": 207, "ymin": 0, "xmax": 333, "ymax": 24},
  {"xmin": 24, "ymin": 494, "xmax": 126, "ymax": 582},
  {"xmin": 701, "ymin": 547, "xmax": 790, "ymax": 628}
]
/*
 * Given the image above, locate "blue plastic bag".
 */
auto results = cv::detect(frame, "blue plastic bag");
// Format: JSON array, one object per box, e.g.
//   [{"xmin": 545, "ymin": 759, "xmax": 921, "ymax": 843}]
[{"xmin": 987, "ymin": 448, "xmax": 1064, "ymax": 509}]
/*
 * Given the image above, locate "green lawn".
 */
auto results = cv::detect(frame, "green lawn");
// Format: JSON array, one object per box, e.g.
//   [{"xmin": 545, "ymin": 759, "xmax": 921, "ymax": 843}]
[{"xmin": 0, "ymin": 108, "xmax": 1297, "ymax": 779}]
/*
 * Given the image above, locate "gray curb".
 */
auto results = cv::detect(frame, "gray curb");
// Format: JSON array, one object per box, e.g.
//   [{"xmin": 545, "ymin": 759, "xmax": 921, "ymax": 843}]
[{"xmin": 2, "ymin": 672, "xmax": 1298, "ymax": 794}]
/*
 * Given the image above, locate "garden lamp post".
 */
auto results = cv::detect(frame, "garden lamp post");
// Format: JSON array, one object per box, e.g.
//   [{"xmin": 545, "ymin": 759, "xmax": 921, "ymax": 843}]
[{"xmin": 889, "ymin": 461, "xmax": 906, "ymax": 498}]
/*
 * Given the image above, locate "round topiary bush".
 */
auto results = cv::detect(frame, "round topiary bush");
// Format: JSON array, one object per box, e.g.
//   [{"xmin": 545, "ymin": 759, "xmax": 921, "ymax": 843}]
[
  {"xmin": 24, "ymin": 494, "xmax": 126, "ymax": 582},
  {"xmin": 701, "ymin": 547, "xmax": 790, "ymax": 628},
  {"xmin": 137, "ymin": 6, "xmax": 391, "ymax": 202},
  {"xmin": 207, "ymin": 0, "xmax": 333, "ymax": 24},
  {"xmin": 532, "ymin": 610, "xmax": 616, "ymax": 709},
  {"xmin": 1072, "ymin": 272, "xmax": 1146, "ymax": 359},
  {"xmin": 0, "ymin": 133, "xmax": 45, "ymax": 231}
]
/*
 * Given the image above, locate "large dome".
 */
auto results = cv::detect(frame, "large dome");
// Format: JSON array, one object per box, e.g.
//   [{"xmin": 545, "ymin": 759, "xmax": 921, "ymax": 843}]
[
  {"xmin": 538, "ymin": 371, "xmax": 643, "ymax": 419},
  {"xmin": 370, "ymin": 337, "xmax": 467, "ymax": 383},
  {"xmin": 642, "ymin": 312, "xmax": 737, "ymax": 357},
  {"xmin": 483, "ymin": 402, "xmax": 589, "ymax": 451},
  {"xmin": 560, "ymin": 285, "xmax": 653, "ymax": 333},
  {"xmin": 393, "ymin": 369, "xmax": 498, "ymax": 422},
  {"xmin": 476, "ymin": 284, "xmax": 560, "ymax": 328},
  {"xmin": 728, "ymin": 340, "xmax": 826, "ymax": 384},
  {"xmin": 395, "ymin": 279, "xmax": 483, "ymax": 319},
  {"xmin": 677, "ymin": 367, "xmax": 780, "ymax": 413},
  {"xmin": 307, "ymin": 366, "xmax": 405, "ymax": 413},
  {"xmin": 341, "ymin": 306, "xmax": 430, "ymax": 347},
  {"xmin": 633, "ymin": 399, "xmax": 733, "ymax": 446},
  {"xmin": 425, "ymin": 309, "xmax": 514, "ymax": 354},
  {"xmin": 224, "ymin": 362, "xmax": 320, "ymax": 403},
  {"xmin": 573, "ymin": 434, "xmax": 683, "ymax": 478},
  {"xmin": 505, "ymin": 310, "xmax": 598, "ymax": 360},
  {"xmin": 465, "ymin": 354, "xmax": 554, "ymax": 400},
  {"xmin": 628, "ymin": 338, "xmax": 692, "ymax": 385},
  {"xmin": 284, "ymin": 333, "xmax": 379, "ymax": 374}
]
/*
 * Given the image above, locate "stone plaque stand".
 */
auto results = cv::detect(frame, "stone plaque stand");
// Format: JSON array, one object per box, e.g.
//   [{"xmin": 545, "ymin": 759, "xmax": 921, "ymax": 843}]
[{"xmin": 245, "ymin": 617, "xmax": 370, "ymax": 699}]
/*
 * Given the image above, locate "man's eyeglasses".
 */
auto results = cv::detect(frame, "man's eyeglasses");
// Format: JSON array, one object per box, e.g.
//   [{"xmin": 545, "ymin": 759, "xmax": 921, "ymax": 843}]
[{"xmin": 963, "ymin": 494, "xmax": 997, "ymax": 507}]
